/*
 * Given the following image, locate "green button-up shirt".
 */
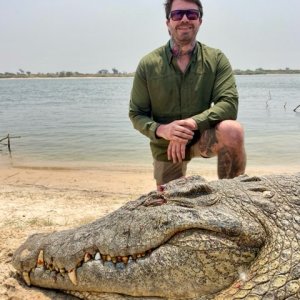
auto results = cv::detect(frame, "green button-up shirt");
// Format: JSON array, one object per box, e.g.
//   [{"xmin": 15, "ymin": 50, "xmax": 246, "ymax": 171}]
[{"xmin": 129, "ymin": 41, "xmax": 238, "ymax": 161}]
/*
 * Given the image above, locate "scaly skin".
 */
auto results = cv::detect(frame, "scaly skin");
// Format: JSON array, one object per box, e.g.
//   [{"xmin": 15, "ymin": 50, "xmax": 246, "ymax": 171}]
[{"xmin": 12, "ymin": 173, "xmax": 300, "ymax": 299}]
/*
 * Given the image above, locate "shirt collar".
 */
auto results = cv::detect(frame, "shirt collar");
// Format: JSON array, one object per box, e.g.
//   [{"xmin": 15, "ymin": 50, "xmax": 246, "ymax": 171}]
[{"xmin": 166, "ymin": 40, "xmax": 199, "ymax": 65}]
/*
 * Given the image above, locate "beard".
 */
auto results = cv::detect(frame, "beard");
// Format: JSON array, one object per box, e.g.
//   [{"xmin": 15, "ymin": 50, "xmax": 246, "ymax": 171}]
[{"xmin": 170, "ymin": 23, "xmax": 199, "ymax": 46}]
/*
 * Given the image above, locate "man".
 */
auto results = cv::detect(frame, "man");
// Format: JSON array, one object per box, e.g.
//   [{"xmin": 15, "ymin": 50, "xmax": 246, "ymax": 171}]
[{"xmin": 129, "ymin": 0, "xmax": 246, "ymax": 191}]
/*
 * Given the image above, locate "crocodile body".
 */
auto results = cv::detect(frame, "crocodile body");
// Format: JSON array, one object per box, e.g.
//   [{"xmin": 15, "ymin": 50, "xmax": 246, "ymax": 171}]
[{"xmin": 13, "ymin": 173, "xmax": 300, "ymax": 299}]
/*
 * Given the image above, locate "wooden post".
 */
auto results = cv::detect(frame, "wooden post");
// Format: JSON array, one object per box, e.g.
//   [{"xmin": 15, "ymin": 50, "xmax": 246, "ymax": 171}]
[
  {"xmin": 7, "ymin": 134, "xmax": 11, "ymax": 153},
  {"xmin": 0, "ymin": 134, "xmax": 20, "ymax": 159}
]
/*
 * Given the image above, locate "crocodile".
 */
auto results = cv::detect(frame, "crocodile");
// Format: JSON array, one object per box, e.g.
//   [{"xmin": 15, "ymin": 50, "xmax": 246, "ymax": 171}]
[{"xmin": 12, "ymin": 173, "xmax": 300, "ymax": 299}]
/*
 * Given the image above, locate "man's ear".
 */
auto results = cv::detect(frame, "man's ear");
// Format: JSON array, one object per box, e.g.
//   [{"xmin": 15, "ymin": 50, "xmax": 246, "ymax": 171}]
[{"xmin": 166, "ymin": 19, "xmax": 171, "ymax": 35}]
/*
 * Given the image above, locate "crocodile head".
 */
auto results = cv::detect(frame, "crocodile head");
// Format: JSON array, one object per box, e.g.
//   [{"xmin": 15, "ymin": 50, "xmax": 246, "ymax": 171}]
[{"xmin": 12, "ymin": 174, "xmax": 300, "ymax": 299}]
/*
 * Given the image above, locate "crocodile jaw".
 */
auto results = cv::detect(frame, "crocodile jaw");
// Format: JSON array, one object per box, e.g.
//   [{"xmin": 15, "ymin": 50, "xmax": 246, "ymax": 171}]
[{"xmin": 19, "ymin": 229, "xmax": 258, "ymax": 299}]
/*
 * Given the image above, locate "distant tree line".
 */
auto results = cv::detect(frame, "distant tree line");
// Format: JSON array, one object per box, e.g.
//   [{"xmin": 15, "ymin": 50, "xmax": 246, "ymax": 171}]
[
  {"xmin": 1, "ymin": 67, "xmax": 300, "ymax": 79},
  {"xmin": 233, "ymin": 68, "xmax": 300, "ymax": 75},
  {"xmin": 0, "ymin": 68, "xmax": 134, "ymax": 79}
]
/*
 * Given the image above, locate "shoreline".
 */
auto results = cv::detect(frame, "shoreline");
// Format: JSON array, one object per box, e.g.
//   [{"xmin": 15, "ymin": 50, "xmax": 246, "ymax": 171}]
[{"xmin": 0, "ymin": 162, "xmax": 299, "ymax": 190}]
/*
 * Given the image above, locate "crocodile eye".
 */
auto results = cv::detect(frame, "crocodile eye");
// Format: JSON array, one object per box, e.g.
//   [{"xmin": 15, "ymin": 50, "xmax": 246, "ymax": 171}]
[
  {"xmin": 182, "ymin": 183, "xmax": 214, "ymax": 196},
  {"xmin": 240, "ymin": 176, "xmax": 262, "ymax": 182},
  {"xmin": 164, "ymin": 181, "xmax": 214, "ymax": 197}
]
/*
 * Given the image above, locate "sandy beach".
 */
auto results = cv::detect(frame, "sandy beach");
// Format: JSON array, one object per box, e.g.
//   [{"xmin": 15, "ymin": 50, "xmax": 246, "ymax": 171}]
[{"xmin": 0, "ymin": 163, "xmax": 299, "ymax": 299}]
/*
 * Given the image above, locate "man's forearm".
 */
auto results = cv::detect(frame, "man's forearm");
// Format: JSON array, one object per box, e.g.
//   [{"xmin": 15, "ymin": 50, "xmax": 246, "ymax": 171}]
[
  {"xmin": 191, "ymin": 97, "xmax": 238, "ymax": 133},
  {"xmin": 129, "ymin": 109, "xmax": 159, "ymax": 141}
]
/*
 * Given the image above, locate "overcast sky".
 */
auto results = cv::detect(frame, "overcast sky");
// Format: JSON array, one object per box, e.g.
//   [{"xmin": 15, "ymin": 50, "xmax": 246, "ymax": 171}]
[{"xmin": 1, "ymin": 0, "xmax": 299, "ymax": 73}]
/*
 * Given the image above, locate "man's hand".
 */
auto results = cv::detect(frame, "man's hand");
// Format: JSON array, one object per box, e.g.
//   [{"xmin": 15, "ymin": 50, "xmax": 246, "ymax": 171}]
[
  {"xmin": 167, "ymin": 140, "xmax": 188, "ymax": 163},
  {"xmin": 156, "ymin": 119, "xmax": 196, "ymax": 142},
  {"xmin": 156, "ymin": 118, "xmax": 198, "ymax": 163}
]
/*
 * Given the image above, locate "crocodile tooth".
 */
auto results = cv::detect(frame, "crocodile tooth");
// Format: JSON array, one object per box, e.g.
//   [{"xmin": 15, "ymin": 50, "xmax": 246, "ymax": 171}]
[
  {"xmin": 94, "ymin": 252, "xmax": 101, "ymax": 261},
  {"xmin": 22, "ymin": 272, "xmax": 31, "ymax": 286},
  {"xmin": 36, "ymin": 250, "xmax": 44, "ymax": 267},
  {"xmin": 84, "ymin": 253, "xmax": 92, "ymax": 262},
  {"xmin": 137, "ymin": 254, "xmax": 142, "ymax": 259},
  {"xmin": 106, "ymin": 255, "xmax": 112, "ymax": 261},
  {"xmin": 112, "ymin": 257, "xmax": 117, "ymax": 264},
  {"xmin": 76, "ymin": 261, "xmax": 82, "ymax": 268},
  {"xmin": 122, "ymin": 256, "xmax": 129, "ymax": 264},
  {"xmin": 68, "ymin": 269, "xmax": 78, "ymax": 285}
]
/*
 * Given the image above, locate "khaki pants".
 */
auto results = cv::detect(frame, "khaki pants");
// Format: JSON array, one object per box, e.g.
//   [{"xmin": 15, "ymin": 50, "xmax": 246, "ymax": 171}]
[
  {"xmin": 153, "ymin": 160, "xmax": 188, "ymax": 186},
  {"xmin": 153, "ymin": 138, "xmax": 208, "ymax": 185}
]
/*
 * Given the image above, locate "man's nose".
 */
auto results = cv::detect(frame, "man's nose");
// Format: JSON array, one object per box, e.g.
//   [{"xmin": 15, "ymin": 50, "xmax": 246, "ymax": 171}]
[{"xmin": 181, "ymin": 13, "xmax": 189, "ymax": 22}]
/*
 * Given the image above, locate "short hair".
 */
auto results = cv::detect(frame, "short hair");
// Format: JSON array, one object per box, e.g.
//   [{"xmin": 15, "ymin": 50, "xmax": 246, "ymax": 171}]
[{"xmin": 164, "ymin": 0, "xmax": 203, "ymax": 19}]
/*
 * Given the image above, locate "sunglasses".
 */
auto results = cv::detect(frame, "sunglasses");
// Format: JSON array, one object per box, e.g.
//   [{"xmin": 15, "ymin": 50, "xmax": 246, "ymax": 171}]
[{"xmin": 169, "ymin": 9, "xmax": 200, "ymax": 21}]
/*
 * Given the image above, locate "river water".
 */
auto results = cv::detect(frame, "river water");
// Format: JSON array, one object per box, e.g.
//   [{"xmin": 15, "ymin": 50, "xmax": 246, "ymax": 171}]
[{"xmin": 0, "ymin": 75, "xmax": 299, "ymax": 169}]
